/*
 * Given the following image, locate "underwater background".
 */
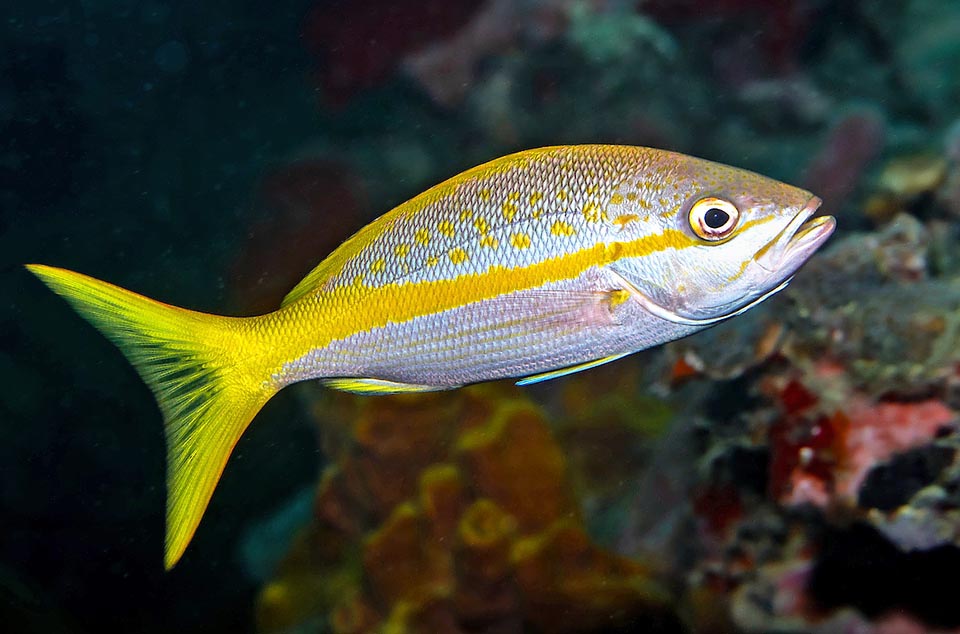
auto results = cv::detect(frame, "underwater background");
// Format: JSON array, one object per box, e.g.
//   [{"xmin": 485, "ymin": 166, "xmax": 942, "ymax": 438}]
[{"xmin": 4, "ymin": 0, "xmax": 960, "ymax": 632}]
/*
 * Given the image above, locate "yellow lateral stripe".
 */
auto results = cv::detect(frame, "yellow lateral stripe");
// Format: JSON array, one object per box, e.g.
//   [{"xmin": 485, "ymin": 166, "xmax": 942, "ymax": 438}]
[{"xmin": 289, "ymin": 227, "xmax": 692, "ymax": 353}]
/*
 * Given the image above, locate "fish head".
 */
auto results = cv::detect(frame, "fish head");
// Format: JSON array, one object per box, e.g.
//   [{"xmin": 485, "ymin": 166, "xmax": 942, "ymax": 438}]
[{"xmin": 608, "ymin": 154, "xmax": 836, "ymax": 325}]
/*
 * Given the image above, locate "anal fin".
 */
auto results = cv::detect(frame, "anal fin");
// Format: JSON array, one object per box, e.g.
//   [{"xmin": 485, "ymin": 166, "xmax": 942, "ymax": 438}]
[
  {"xmin": 322, "ymin": 377, "xmax": 456, "ymax": 395},
  {"xmin": 516, "ymin": 352, "xmax": 631, "ymax": 386}
]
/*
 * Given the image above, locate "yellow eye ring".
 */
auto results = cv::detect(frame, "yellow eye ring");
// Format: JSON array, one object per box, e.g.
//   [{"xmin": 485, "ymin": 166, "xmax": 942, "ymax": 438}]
[{"xmin": 689, "ymin": 197, "xmax": 740, "ymax": 241}]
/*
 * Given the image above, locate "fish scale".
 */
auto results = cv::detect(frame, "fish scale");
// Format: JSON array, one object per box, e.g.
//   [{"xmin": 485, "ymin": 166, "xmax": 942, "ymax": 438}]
[
  {"xmin": 315, "ymin": 145, "xmax": 643, "ymax": 295},
  {"xmin": 26, "ymin": 144, "xmax": 835, "ymax": 568}
]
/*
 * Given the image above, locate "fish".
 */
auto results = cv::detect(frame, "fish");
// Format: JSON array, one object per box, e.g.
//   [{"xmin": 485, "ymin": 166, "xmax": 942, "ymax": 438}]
[{"xmin": 26, "ymin": 144, "xmax": 836, "ymax": 568}]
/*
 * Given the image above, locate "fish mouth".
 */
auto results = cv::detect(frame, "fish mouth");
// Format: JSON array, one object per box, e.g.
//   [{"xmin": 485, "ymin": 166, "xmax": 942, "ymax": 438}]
[{"xmin": 756, "ymin": 196, "xmax": 836, "ymax": 274}]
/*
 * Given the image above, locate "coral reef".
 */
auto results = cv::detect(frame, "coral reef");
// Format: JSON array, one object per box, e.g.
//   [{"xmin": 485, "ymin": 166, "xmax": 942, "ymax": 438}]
[
  {"xmin": 599, "ymin": 125, "xmax": 960, "ymax": 633},
  {"xmin": 766, "ymin": 383, "xmax": 955, "ymax": 508},
  {"xmin": 257, "ymin": 387, "xmax": 678, "ymax": 634}
]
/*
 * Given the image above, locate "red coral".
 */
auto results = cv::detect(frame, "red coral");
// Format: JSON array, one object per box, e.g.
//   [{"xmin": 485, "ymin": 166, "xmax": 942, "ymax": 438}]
[
  {"xmin": 670, "ymin": 353, "xmax": 703, "ymax": 385},
  {"xmin": 228, "ymin": 160, "xmax": 367, "ymax": 313},
  {"xmin": 778, "ymin": 379, "xmax": 819, "ymax": 415},
  {"xmin": 769, "ymin": 379, "xmax": 956, "ymax": 508},
  {"xmin": 302, "ymin": 0, "xmax": 484, "ymax": 105},
  {"xmin": 692, "ymin": 484, "xmax": 744, "ymax": 537},
  {"xmin": 769, "ymin": 410, "xmax": 847, "ymax": 508}
]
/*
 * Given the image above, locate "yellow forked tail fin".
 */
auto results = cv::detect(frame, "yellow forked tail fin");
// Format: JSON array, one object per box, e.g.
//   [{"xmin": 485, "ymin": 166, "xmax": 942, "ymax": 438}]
[{"xmin": 26, "ymin": 264, "xmax": 277, "ymax": 569}]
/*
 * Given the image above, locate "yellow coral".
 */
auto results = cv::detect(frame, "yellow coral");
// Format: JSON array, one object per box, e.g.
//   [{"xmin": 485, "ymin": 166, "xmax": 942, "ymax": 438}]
[{"xmin": 258, "ymin": 386, "xmax": 673, "ymax": 634}]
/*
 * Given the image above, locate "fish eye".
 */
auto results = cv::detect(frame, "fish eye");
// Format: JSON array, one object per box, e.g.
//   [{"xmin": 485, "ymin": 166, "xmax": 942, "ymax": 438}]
[{"xmin": 689, "ymin": 197, "xmax": 740, "ymax": 241}]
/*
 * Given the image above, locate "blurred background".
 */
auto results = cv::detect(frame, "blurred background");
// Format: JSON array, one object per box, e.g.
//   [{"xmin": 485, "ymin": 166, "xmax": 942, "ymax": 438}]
[{"xmin": 3, "ymin": 0, "xmax": 960, "ymax": 632}]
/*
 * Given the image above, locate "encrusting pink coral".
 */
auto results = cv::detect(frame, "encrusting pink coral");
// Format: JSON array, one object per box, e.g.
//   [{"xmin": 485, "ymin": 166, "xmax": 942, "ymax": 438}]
[{"xmin": 766, "ymin": 373, "xmax": 956, "ymax": 508}]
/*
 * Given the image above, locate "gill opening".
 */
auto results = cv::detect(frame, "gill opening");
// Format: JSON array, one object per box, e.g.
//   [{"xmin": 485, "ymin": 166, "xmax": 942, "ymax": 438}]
[{"xmin": 607, "ymin": 269, "xmax": 793, "ymax": 327}]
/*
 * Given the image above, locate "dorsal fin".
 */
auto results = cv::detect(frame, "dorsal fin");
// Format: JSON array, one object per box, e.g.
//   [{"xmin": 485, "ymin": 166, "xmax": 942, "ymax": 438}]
[
  {"xmin": 280, "ymin": 260, "xmax": 333, "ymax": 307},
  {"xmin": 280, "ymin": 145, "xmax": 626, "ymax": 308},
  {"xmin": 280, "ymin": 212, "xmax": 399, "ymax": 307}
]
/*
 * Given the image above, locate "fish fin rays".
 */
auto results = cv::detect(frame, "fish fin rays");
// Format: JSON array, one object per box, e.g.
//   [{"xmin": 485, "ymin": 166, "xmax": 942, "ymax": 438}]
[
  {"xmin": 516, "ymin": 351, "xmax": 632, "ymax": 386},
  {"xmin": 322, "ymin": 377, "xmax": 455, "ymax": 394},
  {"xmin": 489, "ymin": 288, "xmax": 628, "ymax": 329},
  {"xmin": 26, "ymin": 264, "xmax": 276, "ymax": 569}
]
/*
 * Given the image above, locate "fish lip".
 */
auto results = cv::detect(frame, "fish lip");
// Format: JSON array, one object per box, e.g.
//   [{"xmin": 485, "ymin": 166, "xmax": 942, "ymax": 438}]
[{"xmin": 756, "ymin": 196, "xmax": 836, "ymax": 273}]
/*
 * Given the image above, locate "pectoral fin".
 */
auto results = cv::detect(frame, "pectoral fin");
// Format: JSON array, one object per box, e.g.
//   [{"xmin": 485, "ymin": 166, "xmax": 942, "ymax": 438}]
[
  {"xmin": 322, "ymin": 377, "xmax": 456, "ymax": 395},
  {"xmin": 320, "ymin": 285, "xmax": 632, "ymax": 392},
  {"xmin": 516, "ymin": 351, "xmax": 632, "ymax": 386}
]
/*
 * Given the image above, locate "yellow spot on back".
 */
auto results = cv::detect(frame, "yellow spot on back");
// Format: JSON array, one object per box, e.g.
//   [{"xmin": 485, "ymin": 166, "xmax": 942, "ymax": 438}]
[
  {"xmin": 449, "ymin": 247, "xmax": 468, "ymax": 264},
  {"xmin": 426, "ymin": 255, "xmax": 439, "ymax": 267},
  {"xmin": 281, "ymin": 145, "xmax": 663, "ymax": 304},
  {"xmin": 557, "ymin": 190, "xmax": 568, "ymax": 201},
  {"xmin": 551, "ymin": 220, "xmax": 576, "ymax": 236},
  {"xmin": 438, "ymin": 220, "xmax": 455, "ymax": 238},
  {"xmin": 507, "ymin": 191, "xmax": 520, "ymax": 201},
  {"xmin": 510, "ymin": 233, "xmax": 531, "ymax": 249},
  {"xmin": 395, "ymin": 243, "xmax": 410, "ymax": 258},
  {"xmin": 502, "ymin": 202, "xmax": 518, "ymax": 221},
  {"xmin": 371, "ymin": 258, "xmax": 385, "ymax": 273},
  {"xmin": 474, "ymin": 216, "xmax": 489, "ymax": 234},
  {"xmin": 480, "ymin": 235, "xmax": 499, "ymax": 249},
  {"xmin": 586, "ymin": 184, "xmax": 599, "ymax": 195},
  {"xmin": 415, "ymin": 228, "xmax": 431, "ymax": 246},
  {"xmin": 582, "ymin": 201, "xmax": 604, "ymax": 223},
  {"xmin": 529, "ymin": 191, "xmax": 543, "ymax": 206},
  {"xmin": 460, "ymin": 209, "xmax": 474, "ymax": 222},
  {"xmin": 626, "ymin": 192, "xmax": 637, "ymax": 201},
  {"xmin": 612, "ymin": 214, "xmax": 639, "ymax": 228},
  {"xmin": 610, "ymin": 193, "xmax": 624, "ymax": 205}
]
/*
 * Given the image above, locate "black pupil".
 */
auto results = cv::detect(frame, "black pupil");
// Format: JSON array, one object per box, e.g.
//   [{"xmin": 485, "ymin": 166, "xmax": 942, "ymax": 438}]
[{"xmin": 704, "ymin": 207, "xmax": 729, "ymax": 229}]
